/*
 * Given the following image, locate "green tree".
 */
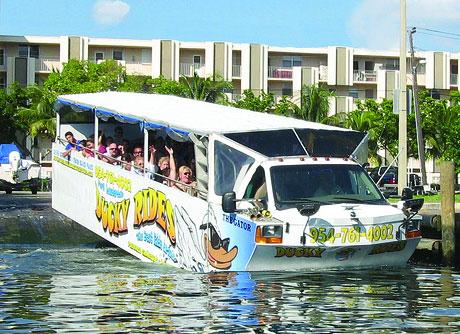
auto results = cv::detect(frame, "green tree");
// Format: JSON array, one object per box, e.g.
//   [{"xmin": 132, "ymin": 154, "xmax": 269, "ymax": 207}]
[
  {"xmin": 292, "ymin": 84, "xmax": 333, "ymax": 122},
  {"xmin": 44, "ymin": 59, "xmax": 125, "ymax": 94},
  {"xmin": 232, "ymin": 90, "xmax": 275, "ymax": 112},
  {"xmin": 118, "ymin": 75, "xmax": 154, "ymax": 93},
  {"xmin": 0, "ymin": 83, "xmax": 29, "ymax": 143},
  {"xmin": 17, "ymin": 85, "xmax": 56, "ymax": 138},
  {"xmin": 179, "ymin": 73, "xmax": 232, "ymax": 103},
  {"xmin": 150, "ymin": 76, "xmax": 187, "ymax": 97}
]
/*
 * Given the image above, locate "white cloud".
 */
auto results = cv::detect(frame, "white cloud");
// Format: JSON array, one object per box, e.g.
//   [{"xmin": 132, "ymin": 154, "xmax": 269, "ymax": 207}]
[
  {"xmin": 347, "ymin": 0, "xmax": 460, "ymax": 51},
  {"xmin": 92, "ymin": 0, "xmax": 130, "ymax": 26}
]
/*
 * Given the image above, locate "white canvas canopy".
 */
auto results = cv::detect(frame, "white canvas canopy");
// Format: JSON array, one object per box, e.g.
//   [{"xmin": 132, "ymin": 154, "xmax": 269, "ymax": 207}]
[{"xmin": 56, "ymin": 92, "xmax": 350, "ymax": 136}]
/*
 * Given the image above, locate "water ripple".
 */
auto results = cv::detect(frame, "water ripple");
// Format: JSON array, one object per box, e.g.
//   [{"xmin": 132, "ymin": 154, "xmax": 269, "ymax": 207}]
[{"xmin": 1, "ymin": 245, "xmax": 460, "ymax": 333}]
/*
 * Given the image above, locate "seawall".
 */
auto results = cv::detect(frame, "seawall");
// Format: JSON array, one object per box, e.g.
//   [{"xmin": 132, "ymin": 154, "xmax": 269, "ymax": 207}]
[{"xmin": 0, "ymin": 192, "xmax": 104, "ymax": 245}]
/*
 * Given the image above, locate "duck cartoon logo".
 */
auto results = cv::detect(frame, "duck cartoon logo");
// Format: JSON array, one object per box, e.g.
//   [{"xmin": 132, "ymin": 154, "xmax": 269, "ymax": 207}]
[{"xmin": 200, "ymin": 223, "xmax": 238, "ymax": 270}]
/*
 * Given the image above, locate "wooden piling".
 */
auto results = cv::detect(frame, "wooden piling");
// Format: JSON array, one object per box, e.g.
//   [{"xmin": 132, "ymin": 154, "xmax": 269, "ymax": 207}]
[{"xmin": 440, "ymin": 161, "xmax": 456, "ymax": 266}]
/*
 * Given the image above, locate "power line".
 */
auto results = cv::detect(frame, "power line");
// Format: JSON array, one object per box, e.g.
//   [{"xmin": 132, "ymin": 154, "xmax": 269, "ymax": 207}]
[
  {"xmin": 416, "ymin": 27, "xmax": 460, "ymax": 38},
  {"xmin": 416, "ymin": 31, "xmax": 460, "ymax": 42}
]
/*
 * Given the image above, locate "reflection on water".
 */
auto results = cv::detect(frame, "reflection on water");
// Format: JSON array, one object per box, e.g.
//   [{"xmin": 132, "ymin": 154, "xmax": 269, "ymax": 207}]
[{"xmin": 1, "ymin": 245, "xmax": 460, "ymax": 333}]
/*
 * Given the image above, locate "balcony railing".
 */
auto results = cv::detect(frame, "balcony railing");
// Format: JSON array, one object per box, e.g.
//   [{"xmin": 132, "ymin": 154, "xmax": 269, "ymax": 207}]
[
  {"xmin": 451, "ymin": 74, "xmax": 458, "ymax": 85},
  {"xmin": 319, "ymin": 66, "xmax": 328, "ymax": 81},
  {"xmin": 125, "ymin": 62, "xmax": 152, "ymax": 76},
  {"xmin": 353, "ymin": 70, "xmax": 377, "ymax": 82},
  {"xmin": 35, "ymin": 57, "xmax": 61, "ymax": 72},
  {"xmin": 179, "ymin": 63, "xmax": 205, "ymax": 77},
  {"xmin": 268, "ymin": 66, "xmax": 293, "ymax": 79},
  {"xmin": 232, "ymin": 65, "xmax": 241, "ymax": 78}
]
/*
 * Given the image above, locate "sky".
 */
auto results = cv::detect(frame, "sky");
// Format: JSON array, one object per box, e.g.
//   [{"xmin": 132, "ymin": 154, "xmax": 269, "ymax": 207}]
[{"xmin": 1, "ymin": 0, "xmax": 460, "ymax": 52}]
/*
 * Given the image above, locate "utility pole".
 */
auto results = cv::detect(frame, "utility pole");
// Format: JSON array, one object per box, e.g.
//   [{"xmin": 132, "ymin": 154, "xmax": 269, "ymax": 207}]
[
  {"xmin": 409, "ymin": 27, "xmax": 428, "ymax": 190},
  {"xmin": 398, "ymin": 0, "xmax": 408, "ymax": 195}
]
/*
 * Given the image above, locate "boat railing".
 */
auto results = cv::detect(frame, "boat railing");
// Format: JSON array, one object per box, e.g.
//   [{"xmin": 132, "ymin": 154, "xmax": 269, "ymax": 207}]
[{"xmin": 55, "ymin": 137, "xmax": 206, "ymax": 198}]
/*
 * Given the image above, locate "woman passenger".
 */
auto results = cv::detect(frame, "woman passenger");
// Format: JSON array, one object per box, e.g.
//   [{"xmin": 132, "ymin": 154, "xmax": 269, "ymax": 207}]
[
  {"xmin": 156, "ymin": 146, "xmax": 176, "ymax": 185},
  {"xmin": 174, "ymin": 165, "xmax": 197, "ymax": 196}
]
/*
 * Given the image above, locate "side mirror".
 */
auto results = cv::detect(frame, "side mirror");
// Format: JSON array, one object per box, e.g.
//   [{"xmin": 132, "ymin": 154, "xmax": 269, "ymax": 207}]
[
  {"xmin": 403, "ymin": 198, "xmax": 424, "ymax": 214},
  {"xmin": 401, "ymin": 187, "xmax": 413, "ymax": 200},
  {"xmin": 222, "ymin": 191, "xmax": 237, "ymax": 213}
]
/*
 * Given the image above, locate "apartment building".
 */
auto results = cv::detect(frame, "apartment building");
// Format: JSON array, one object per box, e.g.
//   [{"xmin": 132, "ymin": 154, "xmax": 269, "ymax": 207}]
[
  {"xmin": 1, "ymin": 34, "xmax": 458, "ymax": 107},
  {"xmin": 1, "ymin": 34, "xmax": 458, "ymax": 183}
]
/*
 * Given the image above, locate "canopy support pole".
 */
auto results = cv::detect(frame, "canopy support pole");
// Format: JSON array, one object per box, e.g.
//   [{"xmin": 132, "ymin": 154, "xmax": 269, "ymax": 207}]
[
  {"xmin": 94, "ymin": 112, "xmax": 99, "ymax": 157},
  {"xmin": 143, "ymin": 128, "xmax": 149, "ymax": 177}
]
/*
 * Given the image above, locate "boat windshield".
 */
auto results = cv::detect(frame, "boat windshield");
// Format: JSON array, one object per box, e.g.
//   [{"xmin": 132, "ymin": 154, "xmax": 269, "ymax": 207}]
[{"xmin": 270, "ymin": 164, "xmax": 386, "ymax": 210}]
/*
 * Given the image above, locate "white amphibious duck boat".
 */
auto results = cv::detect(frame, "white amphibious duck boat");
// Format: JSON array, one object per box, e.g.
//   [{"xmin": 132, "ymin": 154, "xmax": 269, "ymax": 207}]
[{"xmin": 52, "ymin": 92, "xmax": 422, "ymax": 272}]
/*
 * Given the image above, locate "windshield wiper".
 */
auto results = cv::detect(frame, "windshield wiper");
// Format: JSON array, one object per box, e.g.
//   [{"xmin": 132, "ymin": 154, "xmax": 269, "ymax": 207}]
[{"xmin": 330, "ymin": 196, "xmax": 385, "ymax": 204}]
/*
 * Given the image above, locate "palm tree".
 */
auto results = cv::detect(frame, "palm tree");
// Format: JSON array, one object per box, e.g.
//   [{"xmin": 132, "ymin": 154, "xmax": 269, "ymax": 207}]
[
  {"xmin": 292, "ymin": 84, "xmax": 333, "ymax": 122},
  {"xmin": 18, "ymin": 85, "xmax": 56, "ymax": 138},
  {"xmin": 179, "ymin": 73, "xmax": 233, "ymax": 104}
]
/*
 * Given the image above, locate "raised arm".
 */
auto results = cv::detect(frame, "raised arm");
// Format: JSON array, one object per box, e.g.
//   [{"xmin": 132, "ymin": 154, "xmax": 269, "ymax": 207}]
[{"xmin": 165, "ymin": 146, "xmax": 176, "ymax": 183}]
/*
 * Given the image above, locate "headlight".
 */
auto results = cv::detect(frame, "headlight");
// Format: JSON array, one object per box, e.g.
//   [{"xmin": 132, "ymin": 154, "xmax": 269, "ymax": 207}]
[{"xmin": 255, "ymin": 225, "xmax": 283, "ymax": 244}]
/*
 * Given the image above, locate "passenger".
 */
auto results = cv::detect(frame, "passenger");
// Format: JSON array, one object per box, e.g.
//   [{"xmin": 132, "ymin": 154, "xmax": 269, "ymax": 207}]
[
  {"xmin": 121, "ymin": 139, "xmax": 131, "ymax": 154},
  {"xmin": 97, "ymin": 131, "xmax": 107, "ymax": 155},
  {"xmin": 157, "ymin": 146, "xmax": 176, "ymax": 185},
  {"xmin": 114, "ymin": 126, "xmax": 124, "ymax": 145},
  {"xmin": 63, "ymin": 131, "xmax": 81, "ymax": 157},
  {"xmin": 105, "ymin": 136, "xmax": 114, "ymax": 147},
  {"xmin": 83, "ymin": 139, "xmax": 95, "ymax": 158},
  {"xmin": 121, "ymin": 153, "xmax": 134, "ymax": 171},
  {"xmin": 175, "ymin": 166, "xmax": 197, "ymax": 195},
  {"xmin": 132, "ymin": 145, "xmax": 144, "ymax": 158},
  {"xmin": 104, "ymin": 143, "xmax": 121, "ymax": 165}
]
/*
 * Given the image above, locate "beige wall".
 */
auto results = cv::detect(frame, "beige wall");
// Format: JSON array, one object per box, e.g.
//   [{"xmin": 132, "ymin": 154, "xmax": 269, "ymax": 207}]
[
  {"xmin": 214, "ymin": 42, "xmax": 225, "ymax": 78},
  {"xmin": 434, "ymin": 52, "xmax": 444, "ymax": 89},
  {"xmin": 179, "ymin": 49, "xmax": 205, "ymax": 63},
  {"xmin": 39, "ymin": 45, "xmax": 60, "ymax": 58},
  {"xmin": 160, "ymin": 40, "xmax": 174, "ymax": 79},
  {"xmin": 336, "ymin": 47, "xmax": 347, "ymax": 85},
  {"xmin": 68, "ymin": 36, "xmax": 82, "ymax": 60}
]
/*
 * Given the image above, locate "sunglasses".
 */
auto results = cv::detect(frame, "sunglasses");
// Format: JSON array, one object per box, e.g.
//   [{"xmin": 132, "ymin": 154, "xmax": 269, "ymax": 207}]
[
  {"xmin": 183, "ymin": 172, "xmax": 191, "ymax": 176},
  {"xmin": 133, "ymin": 151, "xmax": 143, "ymax": 154}
]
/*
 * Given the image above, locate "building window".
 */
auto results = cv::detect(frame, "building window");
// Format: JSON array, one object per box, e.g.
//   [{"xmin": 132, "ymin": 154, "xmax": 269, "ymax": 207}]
[
  {"xmin": 282, "ymin": 56, "xmax": 301, "ymax": 67},
  {"xmin": 0, "ymin": 75, "xmax": 5, "ymax": 89},
  {"xmin": 282, "ymin": 83, "xmax": 292, "ymax": 96},
  {"xmin": 452, "ymin": 64, "xmax": 458, "ymax": 75},
  {"xmin": 193, "ymin": 55, "xmax": 202, "ymax": 65},
  {"xmin": 365, "ymin": 89, "xmax": 374, "ymax": 99},
  {"xmin": 29, "ymin": 46, "xmax": 39, "ymax": 59},
  {"xmin": 430, "ymin": 90, "xmax": 440, "ymax": 99},
  {"xmin": 0, "ymin": 49, "xmax": 4, "ymax": 66},
  {"xmin": 113, "ymin": 50, "xmax": 123, "ymax": 60},
  {"xmin": 18, "ymin": 45, "xmax": 39, "ymax": 58},
  {"xmin": 364, "ymin": 61, "xmax": 374, "ymax": 71},
  {"xmin": 95, "ymin": 52, "xmax": 104, "ymax": 62},
  {"xmin": 353, "ymin": 61, "xmax": 359, "ymax": 70},
  {"xmin": 349, "ymin": 89, "xmax": 359, "ymax": 99}
]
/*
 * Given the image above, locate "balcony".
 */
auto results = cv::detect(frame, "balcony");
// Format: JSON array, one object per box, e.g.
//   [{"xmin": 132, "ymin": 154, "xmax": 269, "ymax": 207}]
[
  {"xmin": 35, "ymin": 57, "xmax": 61, "ymax": 72},
  {"xmin": 232, "ymin": 65, "xmax": 241, "ymax": 78},
  {"xmin": 268, "ymin": 66, "xmax": 293, "ymax": 79},
  {"xmin": 451, "ymin": 74, "xmax": 458, "ymax": 86},
  {"xmin": 353, "ymin": 70, "xmax": 377, "ymax": 82},
  {"xmin": 125, "ymin": 62, "xmax": 152, "ymax": 76},
  {"xmin": 179, "ymin": 63, "xmax": 205, "ymax": 77}
]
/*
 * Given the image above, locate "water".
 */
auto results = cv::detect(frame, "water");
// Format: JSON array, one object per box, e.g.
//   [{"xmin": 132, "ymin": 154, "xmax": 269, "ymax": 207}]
[{"xmin": 1, "ymin": 245, "xmax": 460, "ymax": 333}]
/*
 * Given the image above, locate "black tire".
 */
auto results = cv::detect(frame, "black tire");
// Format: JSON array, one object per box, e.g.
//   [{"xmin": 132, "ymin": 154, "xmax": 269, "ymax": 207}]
[
  {"xmin": 31, "ymin": 187, "xmax": 38, "ymax": 195},
  {"xmin": 5, "ymin": 188, "xmax": 12, "ymax": 194}
]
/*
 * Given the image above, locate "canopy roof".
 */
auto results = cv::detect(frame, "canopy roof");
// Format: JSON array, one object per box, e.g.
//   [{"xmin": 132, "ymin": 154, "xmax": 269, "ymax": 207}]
[{"xmin": 57, "ymin": 92, "xmax": 350, "ymax": 136}]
